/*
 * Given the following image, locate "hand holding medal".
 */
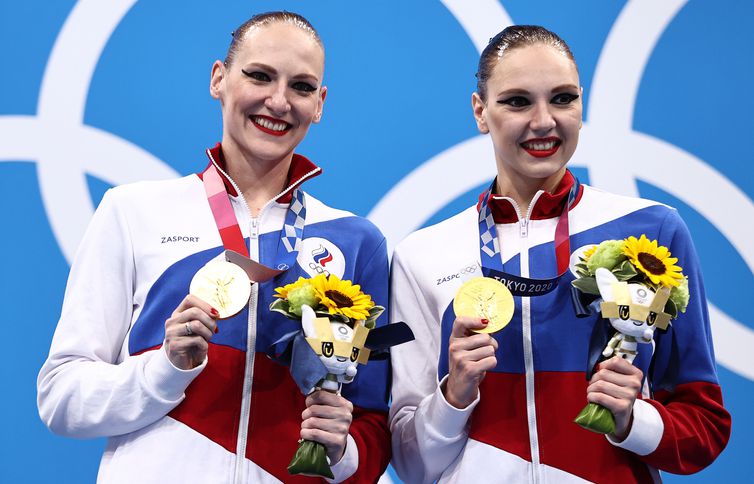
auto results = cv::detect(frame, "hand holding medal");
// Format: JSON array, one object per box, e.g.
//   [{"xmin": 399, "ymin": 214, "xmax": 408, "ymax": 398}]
[
  {"xmin": 444, "ymin": 277, "xmax": 513, "ymax": 409},
  {"xmin": 453, "ymin": 277, "xmax": 514, "ymax": 334},
  {"xmin": 162, "ymin": 250, "xmax": 259, "ymax": 371},
  {"xmin": 189, "ymin": 259, "xmax": 252, "ymax": 319}
]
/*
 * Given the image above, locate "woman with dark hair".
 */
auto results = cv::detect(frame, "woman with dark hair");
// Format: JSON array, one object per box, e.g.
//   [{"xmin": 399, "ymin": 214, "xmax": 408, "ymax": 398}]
[
  {"xmin": 37, "ymin": 11, "xmax": 391, "ymax": 483},
  {"xmin": 389, "ymin": 25, "xmax": 729, "ymax": 483}
]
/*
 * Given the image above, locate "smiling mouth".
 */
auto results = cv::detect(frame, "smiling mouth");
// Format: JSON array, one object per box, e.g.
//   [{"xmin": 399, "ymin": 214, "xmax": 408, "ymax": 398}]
[
  {"xmin": 520, "ymin": 138, "xmax": 561, "ymax": 158},
  {"xmin": 250, "ymin": 115, "xmax": 292, "ymax": 136}
]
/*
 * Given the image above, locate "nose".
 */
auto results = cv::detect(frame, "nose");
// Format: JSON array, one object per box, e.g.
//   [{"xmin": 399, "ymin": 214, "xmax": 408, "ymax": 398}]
[
  {"xmin": 265, "ymin": 81, "xmax": 291, "ymax": 115},
  {"xmin": 530, "ymin": 102, "xmax": 556, "ymax": 133}
]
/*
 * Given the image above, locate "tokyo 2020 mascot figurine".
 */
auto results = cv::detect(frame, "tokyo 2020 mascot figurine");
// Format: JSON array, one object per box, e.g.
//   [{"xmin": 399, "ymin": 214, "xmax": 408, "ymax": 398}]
[{"xmin": 574, "ymin": 267, "xmax": 672, "ymax": 434}]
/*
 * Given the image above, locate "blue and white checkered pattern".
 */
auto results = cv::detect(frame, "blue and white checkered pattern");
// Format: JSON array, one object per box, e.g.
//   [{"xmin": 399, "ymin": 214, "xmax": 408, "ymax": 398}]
[
  {"xmin": 282, "ymin": 188, "xmax": 306, "ymax": 254},
  {"xmin": 479, "ymin": 190, "xmax": 500, "ymax": 258}
]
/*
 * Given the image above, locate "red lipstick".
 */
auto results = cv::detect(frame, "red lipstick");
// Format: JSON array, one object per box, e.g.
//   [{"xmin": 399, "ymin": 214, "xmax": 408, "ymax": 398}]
[
  {"xmin": 520, "ymin": 137, "xmax": 561, "ymax": 158},
  {"xmin": 250, "ymin": 115, "xmax": 291, "ymax": 137}
]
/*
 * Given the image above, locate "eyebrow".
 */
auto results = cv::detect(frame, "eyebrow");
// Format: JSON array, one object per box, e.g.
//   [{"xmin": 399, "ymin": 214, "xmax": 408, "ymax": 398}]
[
  {"xmin": 551, "ymin": 84, "xmax": 580, "ymax": 93},
  {"xmin": 495, "ymin": 84, "xmax": 580, "ymax": 97},
  {"xmin": 243, "ymin": 62, "xmax": 320, "ymax": 84}
]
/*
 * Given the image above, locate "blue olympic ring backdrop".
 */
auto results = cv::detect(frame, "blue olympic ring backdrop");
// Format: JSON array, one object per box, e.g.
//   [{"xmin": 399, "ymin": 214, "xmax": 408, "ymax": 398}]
[{"xmin": 1, "ymin": 1, "xmax": 751, "ymax": 482}]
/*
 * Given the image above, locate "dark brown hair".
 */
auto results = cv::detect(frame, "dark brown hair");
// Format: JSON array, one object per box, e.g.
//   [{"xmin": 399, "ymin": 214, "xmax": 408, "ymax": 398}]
[
  {"xmin": 476, "ymin": 25, "xmax": 576, "ymax": 101},
  {"xmin": 224, "ymin": 11, "xmax": 323, "ymax": 67}
]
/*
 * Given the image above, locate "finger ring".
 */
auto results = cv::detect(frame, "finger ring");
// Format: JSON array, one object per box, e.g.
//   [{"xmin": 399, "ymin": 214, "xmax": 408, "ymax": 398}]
[{"xmin": 185, "ymin": 322, "xmax": 193, "ymax": 336}]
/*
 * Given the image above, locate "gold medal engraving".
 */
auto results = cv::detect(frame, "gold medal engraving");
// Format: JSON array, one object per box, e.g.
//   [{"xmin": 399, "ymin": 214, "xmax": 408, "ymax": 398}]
[
  {"xmin": 189, "ymin": 260, "xmax": 251, "ymax": 319},
  {"xmin": 453, "ymin": 277, "xmax": 514, "ymax": 333}
]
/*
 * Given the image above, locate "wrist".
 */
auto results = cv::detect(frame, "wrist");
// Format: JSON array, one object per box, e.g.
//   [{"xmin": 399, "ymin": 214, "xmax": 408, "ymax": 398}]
[
  {"xmin": 443, "ymin": 377, "xmax": 474, "ymax": 409},
  {"xmin": 611, "ymin": 412, "xmax": 634, "ymax": 442},
  {"xmin": 327, "ymin": 441, "xmax": 346, "ymax": 465}
]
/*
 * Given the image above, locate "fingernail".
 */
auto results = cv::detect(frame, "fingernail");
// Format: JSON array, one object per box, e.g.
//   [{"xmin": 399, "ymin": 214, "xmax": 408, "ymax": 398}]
[
  {"xmin": 214, "ymin": 326, "xmax": 219, "ymax": 334},
  {"xmin": 210, "ymin": 307, "xmax": 219, "ymax": 317},
  {"xmin": 481, "ymin": 318, "xmax": 489, "ymax": 325}
]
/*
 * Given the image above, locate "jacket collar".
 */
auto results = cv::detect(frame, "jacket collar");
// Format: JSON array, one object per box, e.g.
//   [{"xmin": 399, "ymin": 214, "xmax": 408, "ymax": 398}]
[
  {"xmin": 478, "ymin": 169, "xmax": 583, "ymax": 223},
  {"xmin": 198, "ymin": 142, "xmax": 322, "ymax": 203}
]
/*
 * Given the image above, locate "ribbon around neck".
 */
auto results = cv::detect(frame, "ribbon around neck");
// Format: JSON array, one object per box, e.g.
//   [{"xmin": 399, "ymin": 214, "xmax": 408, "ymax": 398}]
[
  {"xmin": 478, "ymin": 176, "xmax": 580, "ymax": 297},
  {"xmin": 202, "ymin": 160, "xmax": 306, "ymax": 282}
]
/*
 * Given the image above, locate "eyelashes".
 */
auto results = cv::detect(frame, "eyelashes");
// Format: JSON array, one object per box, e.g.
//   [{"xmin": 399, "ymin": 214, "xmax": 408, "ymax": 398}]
[
  {"xmin": 499, "ymin": 95, "xmax": 530, "ymax": 108},
  {"xmin": 241, "ymin": 69, "xmax": 317, "ymax": 94},
  {"xmin": 292, "ymin": 81, "xmax": 316, "ymax": 93},
  {"xmin": 551, "ymin": 93, "xmax": 579, "ymax": 105},
  {"xmin": 497, "ymin": 92, "xmax": 580, "ymax": 107},
  {"xmin": 241, "ymin": 69, "xmax": 269, "ymax": 82}
]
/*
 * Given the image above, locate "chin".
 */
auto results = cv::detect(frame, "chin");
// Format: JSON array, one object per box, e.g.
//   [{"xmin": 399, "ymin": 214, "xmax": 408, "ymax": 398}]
[
  {"xmin": 517, "ymin": 161, "xmax": 568, "ymax": 181},
  {"xmin": 242, "ymin": 138, "xmax": 295, "ymax": 161}
]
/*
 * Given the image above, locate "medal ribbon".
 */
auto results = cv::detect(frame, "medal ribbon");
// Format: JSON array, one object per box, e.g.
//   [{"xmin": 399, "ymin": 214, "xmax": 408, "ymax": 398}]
[
  {"xmin": 202, "ymin": 161, "xmax": 307, "ymax": 280},
  {"xmin": 478, "ymin": 175, "xmax": 580, "ymax": 297}
]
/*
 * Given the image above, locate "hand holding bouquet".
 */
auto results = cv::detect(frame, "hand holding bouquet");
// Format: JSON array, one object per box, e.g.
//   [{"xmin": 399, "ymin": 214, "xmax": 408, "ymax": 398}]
[
  {"xmin": 270, "ymin": 274, "xmax": 383, "ymax": 478},
  {"xmin": 572, "ymin": 235, "xmax": 689, "ymax": 434}
]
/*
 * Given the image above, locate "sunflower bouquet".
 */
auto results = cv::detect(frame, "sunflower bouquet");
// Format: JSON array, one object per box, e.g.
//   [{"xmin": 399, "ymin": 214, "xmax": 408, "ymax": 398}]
[
  {"xmin": 271, "ymin": 273, "xmax": 384, "ymax": 327},
  {"xmin": 572, "ymin": 235, "xmax": 689, "ymax": 316},
  {"xmin": 269, "ymin": 273, "xmax": 384, "ymax": 478},
  {"xmin": 572, "ymin": 235, "xmax": 689, "ymax": 434}
]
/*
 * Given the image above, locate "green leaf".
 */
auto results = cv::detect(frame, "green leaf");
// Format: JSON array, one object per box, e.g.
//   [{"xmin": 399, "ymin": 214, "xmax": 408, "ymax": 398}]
[
  {"xmin": 313, "ymin": 309, "xmax": 348, "ymax": 324},
  {"xmin": 364, "ymin": 305, "xmax": 385, "ymax": 329},
  {"xmin": 572, "ymin": 277, "xmax": 600, "ymax": 295},
  {"xmin": 574, "ymin": 264, "xmax": 591, "ymax": 278},
  {"xmin": 612, "ymin": 260, "xmax": 638, "ymax": 281},
  {"xmin": 269, "ymin": 299, "xmax": 301, "ymax": 320},
  {"xmin": 664, "ymin": 298, "xmax": 678, "ymax": 319}
]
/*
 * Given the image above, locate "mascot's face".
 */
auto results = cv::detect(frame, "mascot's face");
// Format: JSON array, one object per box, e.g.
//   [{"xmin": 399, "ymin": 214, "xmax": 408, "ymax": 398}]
[
  {"xmin": 299, "ymin": 305, "xmax": 370, "ymax": 383},
  {"xmin": 609, "ymin": 283, "xmax": 659, "ymax": 341},
  {"xmin": 595, "ymin": 267, "xmax": 671, "ymax": 343},
  {"xmin": 317, "ymin": 321, "xmax": 357, "ymax": 375}
]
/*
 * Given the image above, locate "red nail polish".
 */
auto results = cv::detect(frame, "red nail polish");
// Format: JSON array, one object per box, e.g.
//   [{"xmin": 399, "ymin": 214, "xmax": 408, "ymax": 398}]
[
  {"xmin": 210, "ymin": 307, "xmax": 219, "ymax": 317},
  {"xmin": 481, "ymin": 318, "xmax": 489, "ymax": 325},
  {"xmin": 214, "ymin": 326, "xmax": 219, "ymax": 334}
]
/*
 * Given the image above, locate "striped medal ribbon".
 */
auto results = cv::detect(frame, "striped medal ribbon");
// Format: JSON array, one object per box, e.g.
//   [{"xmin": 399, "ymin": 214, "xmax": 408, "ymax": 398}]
[{"xmin": 202, "ymin": 162, "xmax": 306, "ymax": 282}]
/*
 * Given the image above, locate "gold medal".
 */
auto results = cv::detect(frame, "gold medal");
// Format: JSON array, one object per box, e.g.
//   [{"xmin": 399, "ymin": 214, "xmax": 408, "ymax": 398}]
[
  {"xmin": 453, "ymin": 277, "xmax": 514, "ymax": 333},
  {"xmin": 189, "ymin": 260, "xmax": 251, "ymax": 319}
]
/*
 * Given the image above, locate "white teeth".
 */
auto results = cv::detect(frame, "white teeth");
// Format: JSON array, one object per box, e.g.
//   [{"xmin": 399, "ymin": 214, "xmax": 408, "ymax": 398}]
[
  {"xmin": 253, "ymin": 116, "xmax": 288, "ymax": 132},
  {"xmin": 524, "ymin": 140, "xmax": 557, "ymax": 150}
]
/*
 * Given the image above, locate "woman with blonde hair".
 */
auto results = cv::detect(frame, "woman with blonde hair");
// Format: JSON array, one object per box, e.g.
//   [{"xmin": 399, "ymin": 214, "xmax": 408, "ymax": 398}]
[{"xmin": 38, "ymin": 11, "xmax": 391, "ymax": 483}]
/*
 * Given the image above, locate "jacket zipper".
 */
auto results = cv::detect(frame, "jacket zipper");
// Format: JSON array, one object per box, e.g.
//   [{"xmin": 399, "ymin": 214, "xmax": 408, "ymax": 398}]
[
  {"xmin": 504, "ymin": 191, "xmax": 544, "ymax": 484},
  {"xmin": 233, "ymin": 217, "xmax": 259, "ymax": 484},
  {"xmin": 208, "ymin": 160, "xmax": 258, "ymax": 484},
  {"xmin": 208, "ymin": 157, "xmax": 320, "ymax": 483},
  {"xmin": 206, "ymin": 152, "xmax": 320, "ymax": 482}
]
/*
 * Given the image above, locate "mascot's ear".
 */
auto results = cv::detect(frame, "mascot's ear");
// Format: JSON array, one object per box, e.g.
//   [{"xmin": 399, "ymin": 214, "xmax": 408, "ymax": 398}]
[
  {"xmin": 301, "ymin": 305, "xmax": 317, "ymax": 338},
  {"xmin": 595, "ymin": 267, "xmax": 618, "ymax": 302}
]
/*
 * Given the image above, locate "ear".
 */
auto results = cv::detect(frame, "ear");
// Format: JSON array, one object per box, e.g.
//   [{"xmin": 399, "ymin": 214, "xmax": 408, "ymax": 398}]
[
  {"xmin": 209, "ymin": 60, "xmax": 226, "ymax": 101},
  {"xmin": 471, "ymin": 92, "xmax": 489, "ymax": 134},
  {"xmin": 300, "ymin": 305, "xmax": 316, "ymax": 338},
  {"xmin": 313, "ymin": 85, "xmax": 327, "ymax": 124},
  {"xmin": 595, "ymin": 267, "xmax": 618, "ymax": 302}
]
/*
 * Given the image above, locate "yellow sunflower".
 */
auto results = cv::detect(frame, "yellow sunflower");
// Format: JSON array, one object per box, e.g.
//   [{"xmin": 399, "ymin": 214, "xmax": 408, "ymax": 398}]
[
  {"xmin": 273, "ymin": 277, "xmax": 310, "ymax": 299},
  {"xmin": 622, "ymin": 235, "xmax": 684, "ymax": 287},
  {"xmin": 311, "ymin": 274, "xmax": 375, "ymax": 320},
  {"xmin": 582, "ymin": 245, "xmax": 597, "ymax": 262}
]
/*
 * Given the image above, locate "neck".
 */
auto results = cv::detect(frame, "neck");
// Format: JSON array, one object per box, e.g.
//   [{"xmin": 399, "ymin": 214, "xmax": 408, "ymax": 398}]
[
  {"xmin": 495, "ymin": 167, "xmax": 566, "ymax": 216},
  {"xmin": 222, "ymin": 144, "xmax": 292, "ymax": 217}
]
